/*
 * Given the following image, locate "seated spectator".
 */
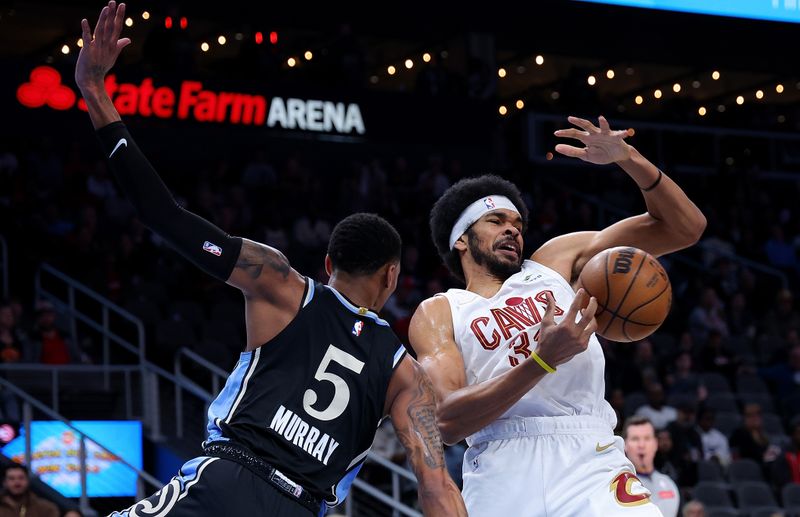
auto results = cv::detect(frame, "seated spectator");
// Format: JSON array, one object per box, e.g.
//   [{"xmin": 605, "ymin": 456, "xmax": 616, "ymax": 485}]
[
  {"xmin": 688, "ymin": 287, "xmax": 729, "ymax": 344},
  {"xmin": 696, "ymin": 407, "xmax": 732, "ymax": 467},
  {"xmin": 666, "ymin": 401, "xmax": 702, "ymax": 487},
  {"xmin": 771, "ymin": 416, "xmax": 800, "ymax": 488},
  {"xmin": 760, "ymin": 345, "xmax": 800, "ymax": 398},
  {"xmin": 761, "ymin": 289, "xmax": 800, "ymax": 339},
  {"xmin": 666, "ymin": 352, "xmax": 701, "ymax": 397},
  {"xmin": 655, "ymin": 428, "xmax": 681, "ymax": 483},
  {"xmin": 698, "ymin": 329, "xmax": 737, "ymax": 383},
  {"xmin": 0, "ymin": 302, "xmax": 26, "ymax": 364},
  {"xmin": 28, "ymin": 301, "xmax": 83, "ymax": 365},
  {"xmin": 730, "ymin": 403, "xmax": 781, "ymax": 467},
  {"xmin": 0, "ymin": 464, "xmax": 58, "ymax": 517},
  {"xmin": 681, "ymin": 500, "xmax": 705, "ymax": 517},
  {"xmin": 636, "ymin": 383, "xmax": 678, "ymax": 430}
]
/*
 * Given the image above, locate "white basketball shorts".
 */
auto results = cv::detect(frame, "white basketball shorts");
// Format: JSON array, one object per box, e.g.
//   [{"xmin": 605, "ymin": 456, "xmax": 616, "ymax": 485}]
[{"xmin": 461, "ymin": 415, "xmax": 664, "ymax": 517}]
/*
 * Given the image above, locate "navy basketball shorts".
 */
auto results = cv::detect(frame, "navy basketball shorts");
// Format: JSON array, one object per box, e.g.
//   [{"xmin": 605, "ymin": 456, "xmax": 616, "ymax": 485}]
[{"xmin": 108, "ymin": 456, "xmax": 318, "ymax": 517}]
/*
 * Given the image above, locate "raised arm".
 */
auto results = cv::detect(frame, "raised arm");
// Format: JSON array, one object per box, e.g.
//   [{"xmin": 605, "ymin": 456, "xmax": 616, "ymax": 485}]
[
  {"xmin": 535, "ymin": 115, "xmax": 707, "ymax": 283},
  {"xmin": 74, "ymin": 2, "xmax": 304, "ymax": 310},
  {"xmin": 385, "ymin": 356, "xmax": 466, "ymax": 517},
  {"xmin": 408, "ymin": 292, "xmax": 596, "ymax": 445}
]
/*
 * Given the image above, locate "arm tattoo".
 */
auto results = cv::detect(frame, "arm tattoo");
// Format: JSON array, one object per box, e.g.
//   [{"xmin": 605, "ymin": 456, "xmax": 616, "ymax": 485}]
[
  {"xmin": 396, "ymin": 362, "xmax": 445, "ymax": 470},
  {"xmin": 235, "ymin": 241, "xmax": 290, "ymax": 280}
]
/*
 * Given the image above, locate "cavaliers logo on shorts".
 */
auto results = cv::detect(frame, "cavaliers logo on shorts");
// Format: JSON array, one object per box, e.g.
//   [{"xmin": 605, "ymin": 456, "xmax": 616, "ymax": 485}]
[{"xmin": 609, "ymin": 471, "xmax": 651, "ymax": 507}]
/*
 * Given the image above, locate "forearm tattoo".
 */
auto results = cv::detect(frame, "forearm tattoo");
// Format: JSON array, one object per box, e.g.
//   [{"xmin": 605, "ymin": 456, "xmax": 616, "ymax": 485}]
[
  {"xmin": 397, "ymin": 362, "xmax": 445, "ymax": 470},
  {"xmin": 235, "ymin": 241, "xmax": 290, "ymax": 279}
]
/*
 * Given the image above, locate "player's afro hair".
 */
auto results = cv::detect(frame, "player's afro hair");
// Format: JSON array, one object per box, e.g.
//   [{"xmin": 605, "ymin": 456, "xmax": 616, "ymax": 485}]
[
  {"xmin": 430, "ymin": 175, "xmax": 528, "ymax": 283},
  {"xmin": 328, "ymin": 213, "xmax": 402, "ymax": 276}
]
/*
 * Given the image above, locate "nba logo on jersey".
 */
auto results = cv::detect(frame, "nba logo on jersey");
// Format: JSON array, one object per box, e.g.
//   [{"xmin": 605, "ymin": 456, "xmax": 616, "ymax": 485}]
[
  {"xmin": 483, "ymin": 197, "xmax": 496, "ymax": 209},
  {"xmin": 352, "ymin": 320, "xmax": 364, "ymax": 336},
  {"xmin": 203, "ymin": 241, "xmax": 222, "ymax": 256}
]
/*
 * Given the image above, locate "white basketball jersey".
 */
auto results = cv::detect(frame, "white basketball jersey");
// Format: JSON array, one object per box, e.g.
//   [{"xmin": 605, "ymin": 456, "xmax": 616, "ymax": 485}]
[{"xmin": 440, "ymin": 260, "xmax": 616, "ymax": 429}]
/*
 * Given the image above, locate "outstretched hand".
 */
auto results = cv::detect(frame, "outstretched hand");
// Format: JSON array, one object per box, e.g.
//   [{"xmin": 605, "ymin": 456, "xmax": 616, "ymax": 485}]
[
  {"xmin": 75, "ymin": 1, "xmax": 130, "ymax": 92},
  {"xmin": 534, "ymin": 289, "xmax": 597, "ymax": 369},
  {"xmin": 553, "ymin": 116, "xmax": 633, "ymax": 165}
]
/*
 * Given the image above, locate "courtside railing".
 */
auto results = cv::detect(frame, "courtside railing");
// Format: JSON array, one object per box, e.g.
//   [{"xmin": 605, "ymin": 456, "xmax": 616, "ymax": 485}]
[
  {"xmin": 31, "ymin": 263, "xmax": 421, "ymax": 516},
  {"xmin": 0, "ymin": 234, "xmax": 7, "ymax": 298},
  {"xmin": 34, "ymin": 263, "xmax": 214, "ymax": 440},
  {"xmin": 0, "ymin": 378, "xmax": 162, "ymax": 517}
]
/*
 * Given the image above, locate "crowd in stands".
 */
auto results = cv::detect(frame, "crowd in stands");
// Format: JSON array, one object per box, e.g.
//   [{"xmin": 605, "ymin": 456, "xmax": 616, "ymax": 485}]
[{"xmin": 3, "ymin": 109, "xmax": 800, "ymax": 515}]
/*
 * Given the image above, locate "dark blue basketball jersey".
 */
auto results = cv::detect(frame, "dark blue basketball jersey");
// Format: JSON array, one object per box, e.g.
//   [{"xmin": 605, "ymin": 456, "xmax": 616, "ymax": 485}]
[{"xmin": 204, "ymin": 278, "xmax": 407, "ymax": 505}]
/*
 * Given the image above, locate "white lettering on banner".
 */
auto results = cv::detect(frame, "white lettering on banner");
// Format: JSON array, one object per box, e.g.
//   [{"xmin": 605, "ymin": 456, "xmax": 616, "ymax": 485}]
[
  {"xmin": 267, "ymin": 97, "xmax": 366, "ymax": 134},
  {"xmin": 16, "ymin": 67, "xmax": 367, "ymax": 134}
]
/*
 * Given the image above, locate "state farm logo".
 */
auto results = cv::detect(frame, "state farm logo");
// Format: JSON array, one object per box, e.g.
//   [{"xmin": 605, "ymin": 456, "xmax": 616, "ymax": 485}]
[
  {"xmin": 16, "ymin": 65, "xmax": 366, "ymax": 134},
  {"xmin": 17, "ymin": 67, "xmax": 76, "ymax": 110}
]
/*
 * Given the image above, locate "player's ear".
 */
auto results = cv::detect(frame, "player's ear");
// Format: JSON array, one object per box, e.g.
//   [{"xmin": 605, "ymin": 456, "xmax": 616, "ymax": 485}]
[
  {"xmin": 453, "ymin": 235, "xmax": 467, "ymax": 252},
  {"xmin": 324, "ymin": 254, "xmax": 333, "ymax": 276},
  {"xmin": 384, "ymin": 261, "xmax": 400, "ymax": 290}
]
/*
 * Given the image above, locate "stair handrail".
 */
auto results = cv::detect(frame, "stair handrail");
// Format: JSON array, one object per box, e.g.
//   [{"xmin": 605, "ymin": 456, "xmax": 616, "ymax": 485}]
[
  {"xmin": 0, "ymin": 234, "xmax": 7, "ymax": 298},
  {"xmin": 0, "ymin": 377, "xmax": 162, "ymax": 515}
]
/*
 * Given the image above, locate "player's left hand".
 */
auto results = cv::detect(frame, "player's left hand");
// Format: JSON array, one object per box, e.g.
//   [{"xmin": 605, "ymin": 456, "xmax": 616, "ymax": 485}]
[
  {"xmin": 553, "ymin": 116, "xmax": 633, "ymax": 165},
  {"xmin": 75, "ymin": 1, "xmax": 131, "ymax": 92}
]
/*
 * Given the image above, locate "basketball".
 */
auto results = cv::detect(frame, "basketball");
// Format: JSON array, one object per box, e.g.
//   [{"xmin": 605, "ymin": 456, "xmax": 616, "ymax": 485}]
[{"xmin": 578, "ymin": 246, "xmax": 672, "ymax": 342}]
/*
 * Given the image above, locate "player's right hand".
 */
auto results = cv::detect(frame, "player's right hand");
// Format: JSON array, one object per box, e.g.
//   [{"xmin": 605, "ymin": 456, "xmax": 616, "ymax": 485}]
[
  {"xmin": 533, "ymin": 289, "xmax": 598, "ymax": 369},
  {"xmin": 75, "ymin": 1, "xmax": 131, "ymax": 92}
]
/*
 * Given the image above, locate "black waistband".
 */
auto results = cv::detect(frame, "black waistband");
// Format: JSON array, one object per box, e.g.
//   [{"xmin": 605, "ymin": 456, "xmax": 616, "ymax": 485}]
[{"xmin": 203, "ymin": 442, "xmax": 321, "ymax": 513}]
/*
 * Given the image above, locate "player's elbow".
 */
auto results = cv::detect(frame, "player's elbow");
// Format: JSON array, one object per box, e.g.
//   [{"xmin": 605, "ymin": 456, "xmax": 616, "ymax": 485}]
[
  {"xmin": 436, "ymin": 412, "xmax": 463, "ymax": 446},
  {"xmin": 680, "ymin": 210, "xmax": 707, "ymax": 247}
]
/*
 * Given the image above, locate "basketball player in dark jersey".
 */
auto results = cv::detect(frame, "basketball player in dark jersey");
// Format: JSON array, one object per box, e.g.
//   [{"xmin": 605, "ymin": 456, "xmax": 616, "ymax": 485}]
[{"xmin": 76, "ymin": 3, "xmax": 467, "ymax": 516}]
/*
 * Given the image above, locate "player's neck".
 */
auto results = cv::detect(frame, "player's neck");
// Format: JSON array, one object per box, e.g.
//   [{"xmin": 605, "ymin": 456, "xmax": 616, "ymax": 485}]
[
  {"xmin": 463, "ymin": 267, "xmax": 506, "ymax": 298},
  {"xmin": 328, "ymin": 273, "xmax": 381, "ymax": 312}
]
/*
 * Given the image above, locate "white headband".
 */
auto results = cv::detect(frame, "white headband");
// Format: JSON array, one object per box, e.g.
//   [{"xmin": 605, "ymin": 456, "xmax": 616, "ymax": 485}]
[{"xmin": 448, "ymin": 195, "xmax": 521, "ymax": 249}]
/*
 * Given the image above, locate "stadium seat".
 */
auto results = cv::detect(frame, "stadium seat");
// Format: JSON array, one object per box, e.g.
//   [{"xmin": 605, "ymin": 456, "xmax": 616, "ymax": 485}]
[
  {"xmin": 729, "ymin": 459, "xmax": 765, "ymax": 483},
  {"xmin": 705, "ymin": 508, "xmax": 739, "ymax": 517},
  {"xmin": 692, "ymin": 481, "xmax": 735, "ymax": 508},
  {"xmin": 156, "ymin": 319, "xmax": 198, "ymax": 350},
  {"xmin": 702, "ymin": 372, "xmax": 733, "ymax": 392},
  {"xmin": 736, "ymin": 374, "xmax": 769, "ymax": 395},
  {"xmin": 735, "ymin": 481, "xmax": 778, "ymax": 509},
  {"xmin": 748, "ymin": 507, "xmax": 786, "ymax": 517},
  {"xmin": 715, "ymin": 412, "xmax": 743, "ymax": 438},
  {"xmin": 168, "ymin": 300, "xmax": 205, "ymax": 327},
  {"xmin": 624, "ymin": 391, "xmax": 648, "ymax": 416},
  {"xmin": 706, "ymin": 393, "xmax": 740, "ymax": 413},
  {"xmin": 124, "ymin": 298, "xmax": 162, "ymax": 328},
  {"xmin": 782, "ymin": 483, "xmax": 800, "ymax": 507},
  {"xmin": 762, "ymin": 412, "xmax": 786, "ymax": 435},
  {"xmin": 698, "ymin": 460, "xmax": 727, "ymax": 484},
  {"xmin": 739, "ymin": 394, "xmax": 776, "ymax": 414}
]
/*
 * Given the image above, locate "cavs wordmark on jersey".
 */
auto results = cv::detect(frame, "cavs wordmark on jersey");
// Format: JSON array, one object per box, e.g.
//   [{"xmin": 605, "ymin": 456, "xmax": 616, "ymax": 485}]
[
  {"xmin": 439, "ymin": 260, "xmax": 617, "ymax": 435},
  {"xmin": 204, "ymin": 279, "xmax": 406, "ymax": 505}
]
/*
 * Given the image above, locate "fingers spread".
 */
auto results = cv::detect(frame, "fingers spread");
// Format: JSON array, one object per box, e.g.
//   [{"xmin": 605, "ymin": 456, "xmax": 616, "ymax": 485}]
[
  {"xmin": 578, "ymin": 296, "xmax": 598, "ymax": 328},
  {"xmin": 567, "ymin": 116, "xmax": 598, "ymax": 133},
  {"xmin": 81, "ymin": 19, "xmax": 92, "ymax": 46},
  {"xmin": 554, "ymin": 128, "xmax": 590, "ymax": 142},
  {"xmin": 565, "ymin": 288, "xmax": 587, "ymax": 322},
  {"xmin": 94, "ymin": 6, "xmax": 109, "ymax": 43},
  {"xmin": 554, "ymin": 144, "xmax": 587, "ymax": 159},
  {"xmin": 541, "ymin": 291, "xmax": 556, "ymax": 326},
  {"xmin": 581, "ymin": 317, "xmax": 598, "ymax": 340},
  {"xmin": 598, "ymin": 115, "xmax": 611, "ymax": 132},
  {"xmin": 112, "ymin": 2, "xmax": 126, "ymax": 40}
]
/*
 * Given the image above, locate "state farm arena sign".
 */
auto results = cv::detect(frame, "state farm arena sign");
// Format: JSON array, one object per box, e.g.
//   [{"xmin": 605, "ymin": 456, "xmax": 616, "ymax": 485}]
[{"xmin": 16, "ymin": 66, "xmax": 366, "ymax": 135}]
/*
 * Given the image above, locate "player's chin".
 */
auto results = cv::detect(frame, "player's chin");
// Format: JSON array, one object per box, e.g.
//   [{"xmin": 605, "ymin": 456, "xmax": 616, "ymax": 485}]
[{"xmin": 495, "ymin": 249, "xmax": 521, "ymax": 265}]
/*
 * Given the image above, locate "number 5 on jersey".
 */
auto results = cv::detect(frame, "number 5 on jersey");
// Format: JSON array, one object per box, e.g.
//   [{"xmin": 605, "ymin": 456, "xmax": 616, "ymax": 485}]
[{"xmin": 303, "ymin": 345, "xmax": 365, "ymax": 421}]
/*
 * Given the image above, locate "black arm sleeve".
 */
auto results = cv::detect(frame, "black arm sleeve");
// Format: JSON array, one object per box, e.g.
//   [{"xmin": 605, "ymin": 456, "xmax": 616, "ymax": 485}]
[{"xmin": 96, "ymin": 121, "xmax": 242, "ymax": 282}]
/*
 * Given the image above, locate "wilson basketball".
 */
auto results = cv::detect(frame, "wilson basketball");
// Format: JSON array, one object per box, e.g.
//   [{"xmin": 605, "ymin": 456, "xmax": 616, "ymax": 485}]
[{"xmin": 578, "ymin": 246, "xmax": 672, "ymax": 342}]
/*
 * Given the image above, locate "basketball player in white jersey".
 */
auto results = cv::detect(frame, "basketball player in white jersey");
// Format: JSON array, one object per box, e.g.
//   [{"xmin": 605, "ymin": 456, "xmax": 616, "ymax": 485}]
[{"xmin": 409, "ymin": 116, "xmax": 707, "ymax": 516}]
